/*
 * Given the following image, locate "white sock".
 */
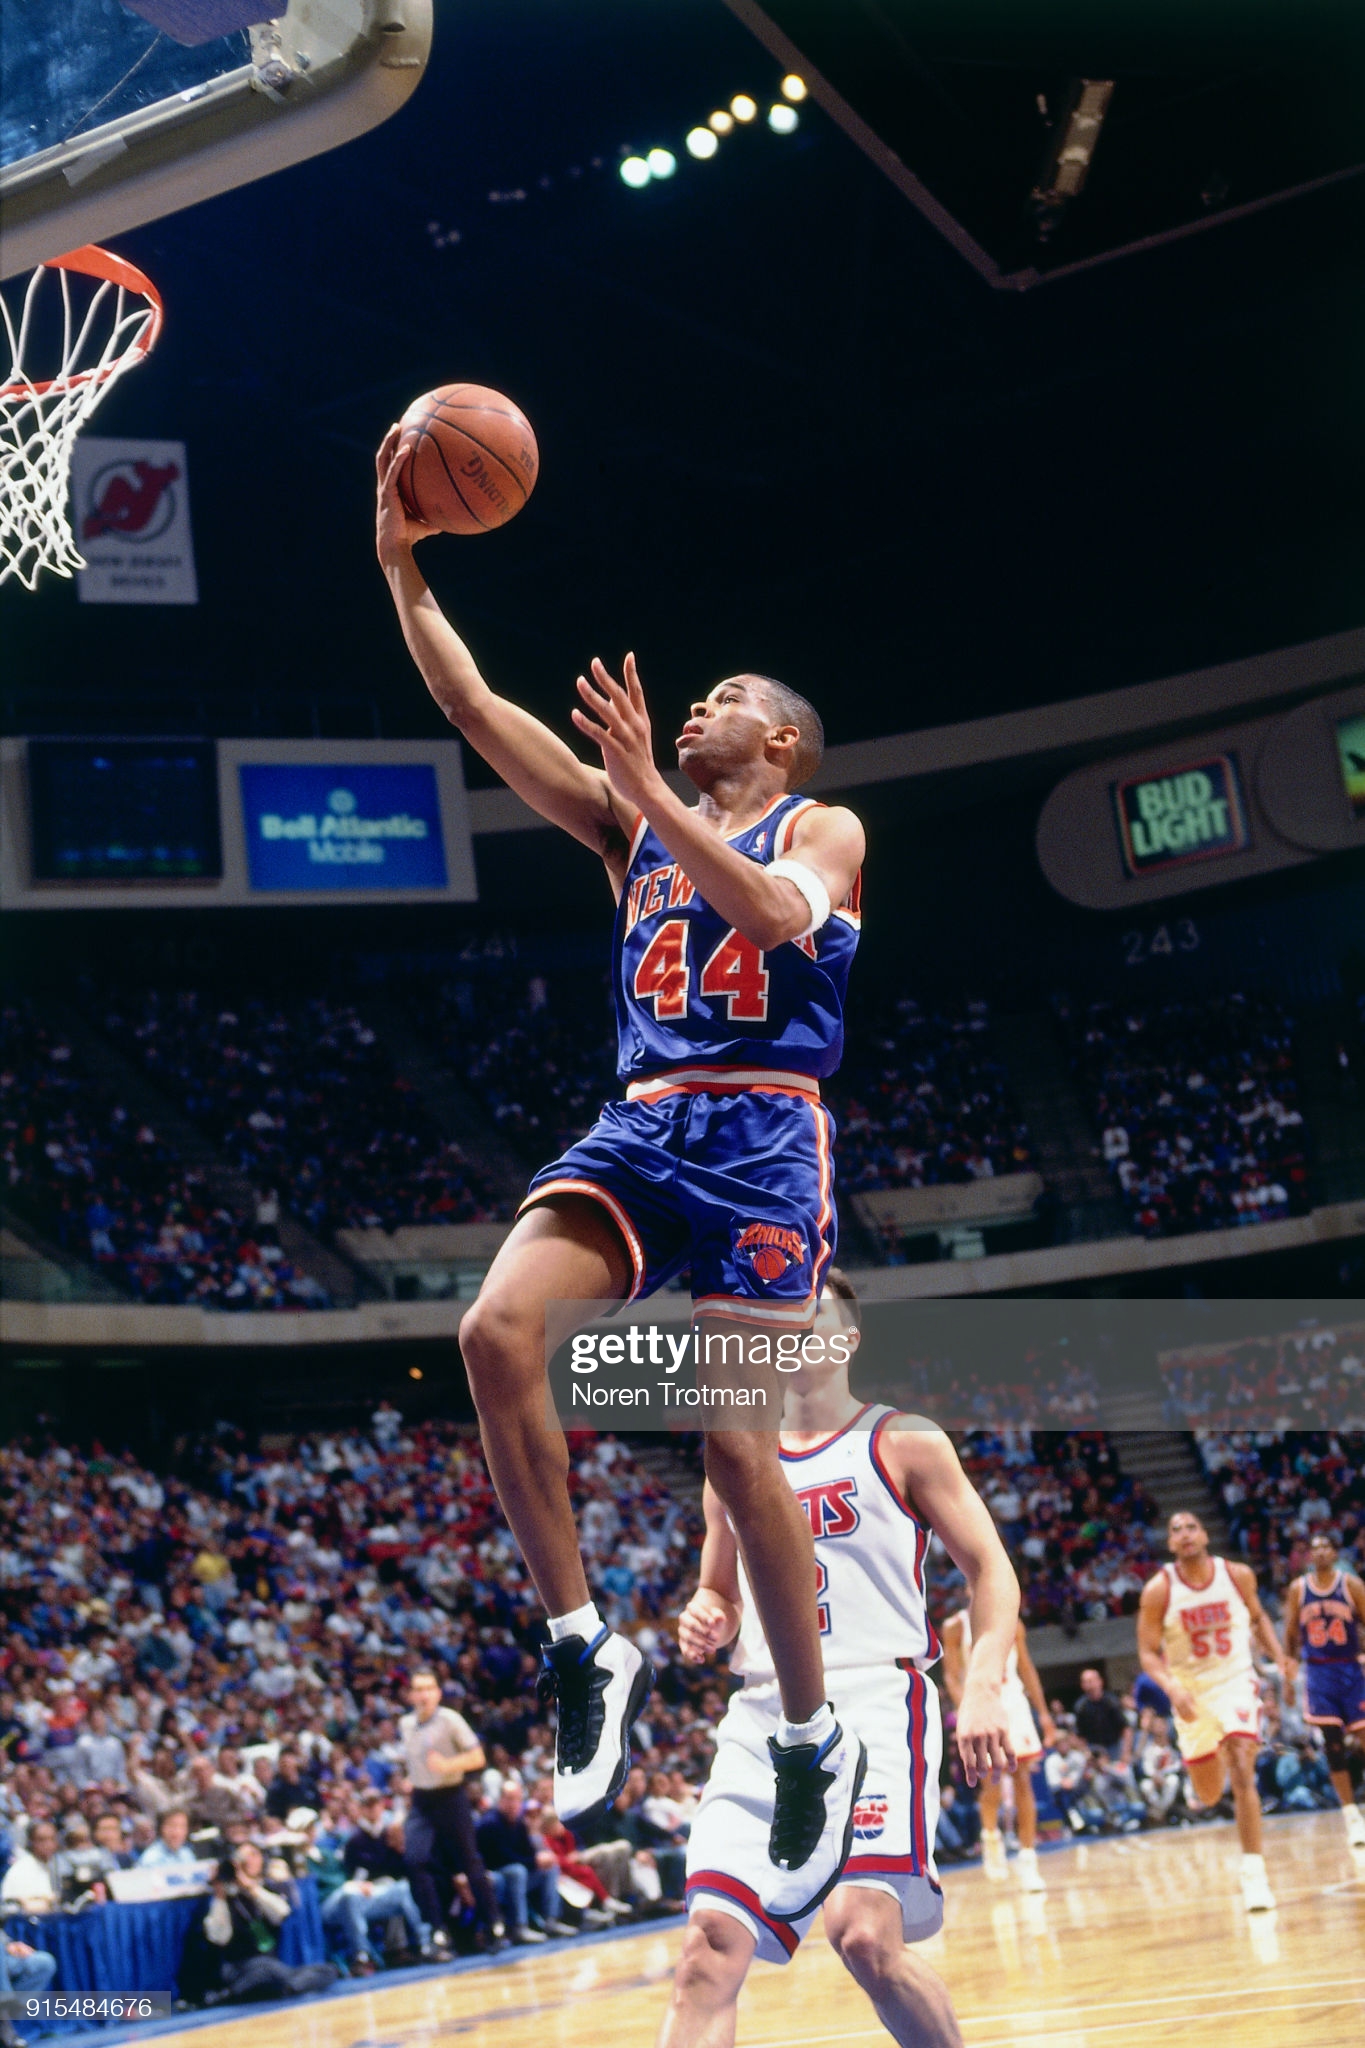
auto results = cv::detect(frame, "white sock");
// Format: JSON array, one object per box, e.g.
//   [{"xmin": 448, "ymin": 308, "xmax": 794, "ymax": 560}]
[
  {"xmin": 982, "ymin": 1826, "xmax": 1002, "ymax": 1841},
  {"xmin": 776, "ymin": 1701, "xmax": 836, "ymax": 1749},
  {"xmin": 1343, "ymin": 1803, "xmax": 1360, "ymax": 1819},
  {"xmin": 547, "ymin": 1602, "xmax": 604, "ymax": 1645},
  {"xmin": 1241, "ymin": 1852, "xmax": 1265, "ymax": 1873}
]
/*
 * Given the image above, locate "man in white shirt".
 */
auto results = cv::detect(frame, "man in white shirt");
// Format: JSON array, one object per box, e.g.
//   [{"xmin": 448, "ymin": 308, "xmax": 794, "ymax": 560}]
[{"xmin": 0, "ymin": 1821, "xmax": 58, "ymax": 1913}]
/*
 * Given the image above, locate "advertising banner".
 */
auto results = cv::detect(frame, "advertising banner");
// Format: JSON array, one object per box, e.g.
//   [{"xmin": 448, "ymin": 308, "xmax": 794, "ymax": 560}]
[
  {"xmin": 70, "ymin": 436, "xmax": 198, "ymax": 604},
  {"xmin": 1337, "ymin": 714, "xmax": 1365, "ymax": 819},
  {"xmin": 1113, "ymin": 754, "xmax": 1248, "ymax": 877},
  {"xmin": 239, "ymin": 762, "xmax": 449, "ymax": 891}
]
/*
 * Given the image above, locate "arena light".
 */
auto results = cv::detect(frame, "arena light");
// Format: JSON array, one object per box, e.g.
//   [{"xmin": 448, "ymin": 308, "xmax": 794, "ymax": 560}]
[
  {"xmin": 686, "ymin": 127, "xmax": 719, "ymax": 160},
  {"xmin": 768, "ymin": 103, "xmax": 798, "ymax": 134},
  {"xmin": 619, "ymin": 155, "xmax": 652, "ymax": 188},
  {"xmin": 730, "ymin": 94, "xmax": 757, "ymax": 122},
  {"xmin": 647, "ymin": 147, "xmax": 677, "ymax": 179},
  {"xmin": 709, "ymin": 109, "xmax": 734, "ymax": 134},
  {"xmin": 781, "ymin": 74, "xmax": 807, "ymax": 102}
]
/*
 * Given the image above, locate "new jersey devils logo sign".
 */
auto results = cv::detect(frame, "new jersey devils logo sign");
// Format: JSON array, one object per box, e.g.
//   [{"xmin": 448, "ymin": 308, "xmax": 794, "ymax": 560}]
[{"xmin": 83, "ymin": 459, "xmax": 180, "ymax": 542}]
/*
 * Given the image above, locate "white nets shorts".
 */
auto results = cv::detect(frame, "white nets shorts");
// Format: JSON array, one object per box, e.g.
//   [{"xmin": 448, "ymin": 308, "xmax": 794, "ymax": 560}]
[{"xmin": 686, "ymin": 1661, "xmax": 944, "ymax": 1965}]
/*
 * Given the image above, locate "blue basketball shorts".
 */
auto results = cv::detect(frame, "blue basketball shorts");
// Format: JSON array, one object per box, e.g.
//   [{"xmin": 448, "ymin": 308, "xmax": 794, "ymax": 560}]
[
  {"xmin": 518, "ymin": 1065, "xmax": 837, "ymax": 1325},
  {"xmin": 1303, "ymin": 1660, "xmax": 1365, "ymax": 1731}
]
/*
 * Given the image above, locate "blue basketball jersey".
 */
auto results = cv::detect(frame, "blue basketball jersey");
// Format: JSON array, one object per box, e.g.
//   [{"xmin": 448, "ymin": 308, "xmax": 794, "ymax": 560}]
[
  {"xmin": 613, "ymin": 793, "xmax": 860, "ymax": 1083},
  {"xmin": 1299, "ymin": 1571, "xmax": 1361, "ymax": 1664}
]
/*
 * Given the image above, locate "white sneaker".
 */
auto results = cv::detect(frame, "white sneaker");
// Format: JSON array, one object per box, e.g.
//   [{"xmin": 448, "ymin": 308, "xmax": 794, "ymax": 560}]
[
  {"xmin": 1015, "ymin": 1845, "xmax": 1047, "ymax": 1893},
  {"xmin": 1344, "ymin": 1805, "xmax": 1365, "ymax": 1851},
  {"xmin": 1240, "ymin": 1854, "xmax": 1275, "ymax": 1912},
  {"xmin": 762, "ymin": 1715, "xmax": 867, "ymax": 1921},
  {"xmin": 981, "ymin": 1829, "xmax": 1008, "ymax": 1883},
  {"xmin": 539, "ymin": 1627, "xmax": 653, "ymax": 1823}
]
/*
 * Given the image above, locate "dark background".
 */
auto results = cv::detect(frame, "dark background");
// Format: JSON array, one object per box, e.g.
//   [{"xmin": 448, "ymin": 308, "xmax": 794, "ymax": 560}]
[{"xmin": 3, "ymin": 0, "xmax": 1363, "ymax": 763}]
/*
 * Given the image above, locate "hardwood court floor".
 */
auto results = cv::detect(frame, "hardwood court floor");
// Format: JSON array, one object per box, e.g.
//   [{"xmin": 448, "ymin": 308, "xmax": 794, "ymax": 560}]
[{"xmin": 147, "ymin": 1814, "xmax": 1365, "ymax": 2048}]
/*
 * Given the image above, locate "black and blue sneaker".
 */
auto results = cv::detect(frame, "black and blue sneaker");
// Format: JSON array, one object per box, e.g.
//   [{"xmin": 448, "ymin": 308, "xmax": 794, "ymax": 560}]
[
  {"xmin": 538, "ymin": 1627, "xmax": 654, "ymax": 1823},
  {"xmin": 763, "ymin": 1715, "xmax": 867, "ymax": 1921}
]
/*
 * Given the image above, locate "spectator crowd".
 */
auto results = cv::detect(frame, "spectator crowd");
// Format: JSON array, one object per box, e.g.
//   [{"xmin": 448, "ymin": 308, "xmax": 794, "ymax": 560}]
[
  {"xmin": 1056, "ymin": 992, "xmax": 1310, "ymax": 1237},
  {"xmin": 94, "ymin": 988, "xmax": 505, "ymax": 1240},
  {"xmin": 0, "ymin": 1003, "xmax": 326, "ymax": 1311},
  {"xmin": 0, "ymin": 1412, "xmax": 717, "ymax": 1993},
  {"xmin": 415, "ymin": 967, "xmax": 619, "ymax": 1167},
  {"xmin": 1, "ymin": 1387, "xmax": 1358, "ymax": 2015},
  {"xmin": 831, "ymin": 994, "xmax": 1033, "ymax": 1196}
]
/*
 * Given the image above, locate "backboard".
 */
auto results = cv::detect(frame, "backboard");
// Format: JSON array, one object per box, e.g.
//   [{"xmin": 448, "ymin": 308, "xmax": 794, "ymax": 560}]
[{"xmin": 0, "ymin": 0, "xmax": 432, "ymax": 280}]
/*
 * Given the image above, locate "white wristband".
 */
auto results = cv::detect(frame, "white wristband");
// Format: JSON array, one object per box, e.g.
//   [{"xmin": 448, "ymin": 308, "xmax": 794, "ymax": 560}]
[{"xmin": 767, "ymin": 858, "xmax": 832, "ymax": 938}]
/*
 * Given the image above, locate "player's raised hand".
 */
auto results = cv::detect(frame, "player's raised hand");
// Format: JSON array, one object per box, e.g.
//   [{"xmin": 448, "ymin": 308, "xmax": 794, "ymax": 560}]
[
  {"xmin": 375, "ymin": 423, "xmax": 438, "ymax": 566},
  {"xmin": 677, "ymin": 1587, "xmax": 740, "ymax": 1664},
  {"xmin": 955, "ymin": 1673, "xmax": 1016, "ymax": 1787},
  {"xmin": 572, "ymin": 653, "xmax": 663, "ymax": 809}
]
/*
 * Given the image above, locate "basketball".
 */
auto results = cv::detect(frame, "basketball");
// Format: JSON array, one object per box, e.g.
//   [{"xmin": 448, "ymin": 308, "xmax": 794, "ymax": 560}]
[{"xmin": 393, "ymin": 382, "xmax": 538, "ymax": 536}]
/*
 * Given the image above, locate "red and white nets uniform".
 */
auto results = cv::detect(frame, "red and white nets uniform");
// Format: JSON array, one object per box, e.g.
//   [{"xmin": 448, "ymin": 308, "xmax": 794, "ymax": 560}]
[
  {"xmin": 1161, "ymin": 1557, "xmax": 1259, "ymax": 1763},
  {"xmin": 686, "ymin": 1406, "xmax": 943, "ymax": 1964}
]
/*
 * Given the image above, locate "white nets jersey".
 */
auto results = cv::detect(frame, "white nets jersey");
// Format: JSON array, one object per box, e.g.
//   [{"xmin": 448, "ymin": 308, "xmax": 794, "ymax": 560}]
[
  {"xmin": 1161, "ymin": 1556, "xmax": 1253, "ymax": 1691},
  {"xmin": 731, "ymin": 1404, "xmax": 941, "ymax": 1687}
]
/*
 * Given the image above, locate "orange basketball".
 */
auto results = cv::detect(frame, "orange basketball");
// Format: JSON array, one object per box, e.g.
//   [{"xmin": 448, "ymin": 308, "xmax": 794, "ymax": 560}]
[{"xmin": 394, "ymin": 382, "xmax": 538, "ymax": 536}]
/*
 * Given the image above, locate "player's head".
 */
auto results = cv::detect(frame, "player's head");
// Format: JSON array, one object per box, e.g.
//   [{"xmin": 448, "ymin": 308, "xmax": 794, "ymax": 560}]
[
  {"xmin": 676, "ymin": 673, "xmax": 824, "ymax": 791},
  {"xmin": 1309, "ymin": 1530, "xmax": 1339, "ymax": 1570},
  {"xmin": 815, "ymin": 1266, "xmax": 860, "ymax": 1347},
  {"xmin": 1166, "ymin": 1510, "xmax": 1209, "ymax": 1562},
  {"xmin": 408, "ymin": 1667, "xmax": 442, "ymax": 1713},
  {"xmin": 788, "ymin": 1267, "xmax": 861, "ymax": 1399}
]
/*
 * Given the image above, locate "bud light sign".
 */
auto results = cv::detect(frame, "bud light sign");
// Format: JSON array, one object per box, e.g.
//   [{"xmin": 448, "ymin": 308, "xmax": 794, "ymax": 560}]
[
  {"xmin": 239, "ymin": 764, "xmax": 448, "ymax": 891},
  {"xmin": 1113, "ymin": 755, "xmax": 1248, "ymax": 878}
]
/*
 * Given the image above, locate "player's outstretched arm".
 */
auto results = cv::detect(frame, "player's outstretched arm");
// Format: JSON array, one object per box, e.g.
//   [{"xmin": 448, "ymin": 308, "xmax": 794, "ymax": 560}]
[
  {"xmin": 375, "ymin": 430, "xmax": 631, "ymax": 864},
  {"xmin": 884, "ymin": 1422, "xmax": 1019, "ymax": 1783},
  {"xmin": 1136, "ymin": 1573, "xmax": 1197, "ymax": 1723},
  {"xmin": 677, "ymin": 1482, "xmax": 744, "ymax": 1665}
]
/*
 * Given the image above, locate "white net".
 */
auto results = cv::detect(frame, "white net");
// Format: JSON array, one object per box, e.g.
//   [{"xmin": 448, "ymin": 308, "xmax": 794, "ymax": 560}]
[{"xmin": 0, "ymin": 246, "xmax": 163, "ymax": 591}]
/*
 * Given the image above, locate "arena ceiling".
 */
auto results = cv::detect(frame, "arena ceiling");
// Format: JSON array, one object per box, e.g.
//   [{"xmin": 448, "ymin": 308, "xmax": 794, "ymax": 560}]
[{"xmin": 2, "ymin": 0, "xmax": 1362, "ymax": 767}]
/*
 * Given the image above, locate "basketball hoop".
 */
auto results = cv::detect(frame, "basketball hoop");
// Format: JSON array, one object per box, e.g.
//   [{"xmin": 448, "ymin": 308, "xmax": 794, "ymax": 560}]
[{"xmin": 0, "ymin": 245, "xmax": 163, "ymax": 591}]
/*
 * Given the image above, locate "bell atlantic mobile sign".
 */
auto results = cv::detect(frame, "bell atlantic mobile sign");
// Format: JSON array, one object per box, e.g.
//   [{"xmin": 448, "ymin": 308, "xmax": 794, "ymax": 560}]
[
  {"xmin": 0, "ymin": 739, "xmax": 476, "ymax": 910},
  {"xmin": 239, "ymin": 764, "xmax": 448, "ymax": 890}
]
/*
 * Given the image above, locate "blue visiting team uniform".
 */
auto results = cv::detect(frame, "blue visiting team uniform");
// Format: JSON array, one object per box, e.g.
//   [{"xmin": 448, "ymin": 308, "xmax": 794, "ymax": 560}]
[
  {"xmin": 519, "ymin": 793, "xmax": 861, "ymax": 1322},
  {"xmin": 1299, "ymin": 1570, "xmax": 1365, "ymax": 1732}
]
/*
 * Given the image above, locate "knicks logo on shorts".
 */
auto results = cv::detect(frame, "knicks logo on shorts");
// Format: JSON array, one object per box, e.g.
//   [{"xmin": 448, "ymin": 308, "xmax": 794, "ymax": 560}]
[
  {"xmin": 852, "ymin": 1795, "xmax": 888, "ymax": 1840},
  {"xmin": 733, "ymin": 1222, "xmax": 808, "ymax": 1284}
]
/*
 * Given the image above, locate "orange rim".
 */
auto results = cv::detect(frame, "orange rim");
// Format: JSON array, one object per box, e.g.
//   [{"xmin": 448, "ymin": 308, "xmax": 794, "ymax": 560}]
[{"xmin": 0, "ymin": 243, "xmax": 163, "ymax": 400}]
